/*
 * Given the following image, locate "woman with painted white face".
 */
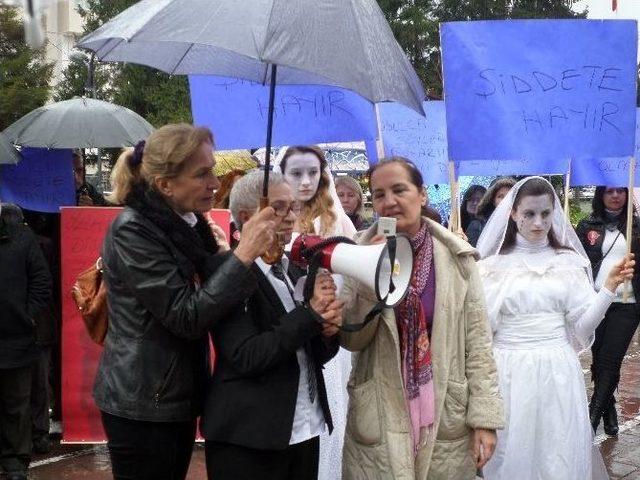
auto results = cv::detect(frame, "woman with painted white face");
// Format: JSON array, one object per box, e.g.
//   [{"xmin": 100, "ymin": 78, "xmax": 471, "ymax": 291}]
[
  {"xmin": 280, "ymin": 145, "xmax": 356, "ymax": 238},
  {"xmin": 476, "ymin": 177, "xmax": 634, "ymax": 480},
  {"xmin": 279, "ymin": 145, "xmax": 355, "ymax": 480}
]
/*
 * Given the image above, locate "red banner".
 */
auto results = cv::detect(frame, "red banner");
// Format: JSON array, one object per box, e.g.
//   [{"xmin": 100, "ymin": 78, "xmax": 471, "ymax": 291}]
[
  {"xmin": 61, "ymin": 207, "xmax": 231, "ymax": 443},
  {"xmin": 61, "ymin": 207, "xmax": 121, "ymax": 443}
]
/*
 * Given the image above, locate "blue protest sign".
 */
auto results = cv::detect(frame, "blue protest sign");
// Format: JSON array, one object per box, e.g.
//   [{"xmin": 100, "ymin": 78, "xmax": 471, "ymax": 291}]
[
  {"xmin": 570, "ymin": 156, "xmax": 640, "ymax": 187},
  {"xmin": 0, "ymin": 148, "xmax": 75, "ymax": 212},
  {"xmin": 457, "ymin": 158, "xmax": 569, "ymax": 177},
  {"xmin": 570, "ymin": 108, "xmax": 640, "ymax": 187},
  {"xmin": 379, "ymin": 101, "xmax": 448, "ymax": 184},
  {"xmin": 189, "ymin": 76, "xmax": 377, "ymax": 150},
  {"xmin": 441, "ymin": 20, "xmax": 637, "ymax": 162},
  {"xmin": 364, "ymin": 140, "xmax": 378, "ymax": 166}
]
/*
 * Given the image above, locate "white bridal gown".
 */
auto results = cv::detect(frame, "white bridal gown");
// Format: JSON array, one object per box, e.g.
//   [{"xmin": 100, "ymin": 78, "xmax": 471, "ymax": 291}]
[
  {"xmin": 478, "ymin": 236, "xmax": 612, "ymax": 480},
  {"xmin": 313, "ymin": 212, "xmax": 355, "ymax": 480}
]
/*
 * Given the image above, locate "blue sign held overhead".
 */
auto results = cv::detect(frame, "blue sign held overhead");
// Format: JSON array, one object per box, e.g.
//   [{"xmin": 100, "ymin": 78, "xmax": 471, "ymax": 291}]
[
  {"xmin": 441, "ymin": 20, "xmax": 638, "ymax": 162},
  {"xmin": 379, "ymin": 101, "xmax": 449, "ymax": 184},
  {"xmin": 189, "ymin": 76, "xmax": 377, "ymax": 151},
  {"xmin": 570, "ymin": 156, "xmax": 640, "ymax": 187},
  {"xmin": 457, "ymin": 158, "xmax": 570, "ymax": 177},
  {"xmin": 0, "ymin": 148, "xmax": 75, "ymax": 213},
  {"xmin": 570, "ymin": 109, "xmax": 640, "ymax": 187}
]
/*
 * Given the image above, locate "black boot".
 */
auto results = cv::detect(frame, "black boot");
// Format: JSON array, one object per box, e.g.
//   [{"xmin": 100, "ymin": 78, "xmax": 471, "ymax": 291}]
[
  {"xmin": 589, "ymin": 397, "xmax": 602, "ymax": 433},
  {"xmin": 590, "ymin": 367, "xmax": 620, "ymax": 434},
  {"xmin": 603, "ymin": 398, "xmax": 619, "ymax": 436}
]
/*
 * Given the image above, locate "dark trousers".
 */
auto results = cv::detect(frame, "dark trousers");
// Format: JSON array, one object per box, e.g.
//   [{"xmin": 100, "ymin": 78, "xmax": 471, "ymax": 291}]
[
  {"xmin": 205, "ymin": 436, "xmax": 319, "ymax": 480},
  {"xmin": 0, "ymin": 365, "xmax": 32, "ymax": 472},
  {"xmin": 31, "ymin": 347, "xmax": 51, "ymax": 440},
  {"xmin": 591, "ymin": 303, "xmax": 640, "ymax": 408},
  {"xmin": 100, "ymin": 411, "xmax": 196, "ymax": 480}
]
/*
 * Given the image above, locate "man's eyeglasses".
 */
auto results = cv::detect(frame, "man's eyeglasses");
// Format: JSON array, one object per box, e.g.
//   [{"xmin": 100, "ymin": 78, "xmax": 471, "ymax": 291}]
[{"xmin": 271, "ymin": 201, "xmax": 301, "ymax": 217}]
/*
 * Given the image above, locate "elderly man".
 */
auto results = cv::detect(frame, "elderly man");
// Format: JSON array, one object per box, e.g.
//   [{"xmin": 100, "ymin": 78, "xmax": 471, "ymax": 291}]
[{"xmin": 201, "ymin": 170, "xmax": 342, "ymax": 480}]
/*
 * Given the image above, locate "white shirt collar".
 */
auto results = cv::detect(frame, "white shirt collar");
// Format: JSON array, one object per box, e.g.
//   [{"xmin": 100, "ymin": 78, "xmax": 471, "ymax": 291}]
[
  {"xmin": 179, "ymin": 212, "xmax": 198, "ymax": 228},
  {"xmin": 255, "ymin": 255, "xmax": 290, "ymax": 275}
]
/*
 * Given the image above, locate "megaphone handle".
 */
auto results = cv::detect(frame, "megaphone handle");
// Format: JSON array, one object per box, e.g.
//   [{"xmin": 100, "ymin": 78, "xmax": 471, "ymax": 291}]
[
  {"xmin": 386, "ymin": 236, "xmax": 397, "ymax": 295},
  {"xmin": 302, "ymin": 254, "xmax": 323, "ymax": 305}
]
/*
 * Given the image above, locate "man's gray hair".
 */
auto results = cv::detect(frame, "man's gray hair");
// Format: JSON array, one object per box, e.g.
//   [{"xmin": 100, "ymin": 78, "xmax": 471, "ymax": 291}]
[{"xmin": 229, "ymin": 169, "xmax": 286, "ymax": 230}]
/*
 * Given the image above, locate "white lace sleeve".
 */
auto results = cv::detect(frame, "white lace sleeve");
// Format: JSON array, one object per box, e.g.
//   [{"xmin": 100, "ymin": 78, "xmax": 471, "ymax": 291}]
[
  {"xmin": 565, "ymin": 266, "xmax": 615, "ymax": 350},
  {"xmin": 476, "ymin": 256, "xmax": 505, "ymax": 333}
]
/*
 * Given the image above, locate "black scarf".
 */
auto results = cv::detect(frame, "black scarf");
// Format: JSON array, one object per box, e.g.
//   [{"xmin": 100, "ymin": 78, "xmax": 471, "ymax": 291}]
[
  {"xmin": 125, "ymin": 184, "xmax": 219, "ymax": 281},
  {"xmin": 603, "ymin": 209, "xmax": 624, "ymax": 232}
]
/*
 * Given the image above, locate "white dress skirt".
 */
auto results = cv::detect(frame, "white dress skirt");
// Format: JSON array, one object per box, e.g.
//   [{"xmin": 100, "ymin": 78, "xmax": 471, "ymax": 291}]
[
  {"xmin": 313, "ymin": 212, "xmax": 356, "ymax": 480},
  {"xmin": 478, "ymin": 244, "xmax": 613, "ymax": 480}
]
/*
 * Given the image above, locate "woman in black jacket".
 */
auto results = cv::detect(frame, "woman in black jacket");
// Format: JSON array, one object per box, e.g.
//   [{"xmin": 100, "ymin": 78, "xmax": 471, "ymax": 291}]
[
  {"xmin": 576, "ymin": 186, "xmax": 640, "ymax": 436},
  {"xmin": 460, "ymin": 184, "xmax": 486, "ymax": 234},
  {"xmin": 95, "ymin": 124, "xmax": 277, "ymax": 480}
]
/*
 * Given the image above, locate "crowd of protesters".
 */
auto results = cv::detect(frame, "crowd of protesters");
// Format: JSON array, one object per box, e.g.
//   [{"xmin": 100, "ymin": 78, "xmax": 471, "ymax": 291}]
[{"xmin": 3, "ymin": 124, "xmax": 639, "ymax": 480}]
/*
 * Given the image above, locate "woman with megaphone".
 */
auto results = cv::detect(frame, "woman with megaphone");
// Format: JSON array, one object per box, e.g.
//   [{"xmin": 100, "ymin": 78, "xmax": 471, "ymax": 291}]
[{"xmin": 339, "ymin": 157, "xmax": 504, "ymax": 480}]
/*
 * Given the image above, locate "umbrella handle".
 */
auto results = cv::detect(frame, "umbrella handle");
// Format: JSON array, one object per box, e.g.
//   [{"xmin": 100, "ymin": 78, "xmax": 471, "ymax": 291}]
[{"xmin": 260, "ymin": 196, "xmax": 285, "ymax": 265}]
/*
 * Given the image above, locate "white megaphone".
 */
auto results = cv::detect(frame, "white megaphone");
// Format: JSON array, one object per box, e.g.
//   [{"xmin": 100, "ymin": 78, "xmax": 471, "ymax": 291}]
[{"xmin": 290, "ymin": 233, "xmax": 414, "ymax": 307}]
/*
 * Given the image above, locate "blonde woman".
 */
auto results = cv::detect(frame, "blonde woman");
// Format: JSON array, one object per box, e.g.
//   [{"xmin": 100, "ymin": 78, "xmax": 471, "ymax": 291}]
[
  {"xmin": 335, "ymin": 175, "xmax": 370, "ymax": 231},
  {"xmin": 96, "ymin": 124, "xmax": 276, "ymax": 480}
]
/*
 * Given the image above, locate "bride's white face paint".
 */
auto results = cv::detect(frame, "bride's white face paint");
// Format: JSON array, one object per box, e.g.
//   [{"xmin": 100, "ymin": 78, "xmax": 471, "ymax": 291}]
[
  {"xmin": 510, "ymin": 194, "xmax": 553, "ymax": 243},
  {"xmin": 283, "ymin": 153, "xmax": 321, "ymax": 202}
]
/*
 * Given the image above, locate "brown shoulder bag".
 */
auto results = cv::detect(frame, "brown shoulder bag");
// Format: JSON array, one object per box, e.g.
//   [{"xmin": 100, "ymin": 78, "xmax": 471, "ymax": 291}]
[{"xmin": 71, "ymin": 257, "xmax": 108, "ymax": 345}]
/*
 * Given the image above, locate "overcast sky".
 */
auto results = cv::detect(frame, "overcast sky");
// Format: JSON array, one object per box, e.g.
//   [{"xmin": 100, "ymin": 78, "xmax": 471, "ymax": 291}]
[{"xmin": 573, "ymin": 0, "xmax": 640, "ymax": 19}]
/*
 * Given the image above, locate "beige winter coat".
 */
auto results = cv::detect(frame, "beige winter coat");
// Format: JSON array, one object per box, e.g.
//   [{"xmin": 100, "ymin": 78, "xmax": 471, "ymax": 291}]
[{"xmin": 340, "ymin": 219, "xmax": 504, "ymax": 480}]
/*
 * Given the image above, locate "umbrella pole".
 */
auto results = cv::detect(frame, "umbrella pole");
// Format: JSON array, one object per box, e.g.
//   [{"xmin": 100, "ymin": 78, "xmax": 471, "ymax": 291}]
[
  {"xmin": 81, "ymin": 149, "xmax": 87, "ymax": 185},
  {"xmin": 261, "ymin": 64, "xmax": 278, "ymax": 200},
  {"xmin": 259, "ymin": 64, "xmax": 284, "ymax": 265}
]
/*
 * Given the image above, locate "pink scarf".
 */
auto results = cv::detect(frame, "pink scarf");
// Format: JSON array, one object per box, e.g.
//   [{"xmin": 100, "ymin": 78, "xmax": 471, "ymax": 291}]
[{"xmin": 395, "ymin": 221, "xmax": 435, "ymax": 451}]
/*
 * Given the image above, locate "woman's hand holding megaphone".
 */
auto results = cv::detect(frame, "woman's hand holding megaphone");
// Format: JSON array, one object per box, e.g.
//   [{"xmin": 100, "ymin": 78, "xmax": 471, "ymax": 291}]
[
  {"xmin": 309, "ymin": 273, "xmax": 344, "ymax": 337},
  {"xmin": 319, "ymin": 299, "xmax": 344, "ymax": 338}
]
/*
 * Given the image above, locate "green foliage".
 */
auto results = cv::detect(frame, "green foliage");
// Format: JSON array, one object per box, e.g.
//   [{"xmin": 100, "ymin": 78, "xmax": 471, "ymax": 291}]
[
  {"xmin": 0, "ymin": 6, "xmax": 53, "ymax": 131},
  {"xmin": 569, "ymin": 197, "xmax": 588, "ymax": 227},
  {"xmin": 378, "ymin": 0, "xmax": 587, "ymax": 98},
  {"xmin": 54, "ymin": 0, "xmax": 191, "ymax": 127}
]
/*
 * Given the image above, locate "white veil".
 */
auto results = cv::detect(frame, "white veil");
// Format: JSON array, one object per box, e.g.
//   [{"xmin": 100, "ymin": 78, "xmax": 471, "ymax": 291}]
[{"xmin": 476, "ymin": 176, "xmax": 590, "ymax": 277}]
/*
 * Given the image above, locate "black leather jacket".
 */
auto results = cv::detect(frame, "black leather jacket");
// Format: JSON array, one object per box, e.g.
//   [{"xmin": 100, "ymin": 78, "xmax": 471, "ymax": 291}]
[
  {"xmin": 93, "ymin": 207, "xmax": 257, "ymax": 422},
  {"xmin": 576, "ymin": 214, "xmax": 640, "ymax": 298}
]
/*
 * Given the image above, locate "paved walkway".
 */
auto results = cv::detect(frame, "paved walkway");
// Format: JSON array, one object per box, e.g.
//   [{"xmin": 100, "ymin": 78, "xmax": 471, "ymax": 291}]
[{"xmin": 24, "ymin": 333, "xmax": 640, "ymax": 479}]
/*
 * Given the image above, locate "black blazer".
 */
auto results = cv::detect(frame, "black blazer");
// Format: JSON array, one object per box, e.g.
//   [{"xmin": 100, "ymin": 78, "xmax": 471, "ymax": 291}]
[{"xmin": 200, "ymin": 262, "xmax": 338, "ymax": 450}]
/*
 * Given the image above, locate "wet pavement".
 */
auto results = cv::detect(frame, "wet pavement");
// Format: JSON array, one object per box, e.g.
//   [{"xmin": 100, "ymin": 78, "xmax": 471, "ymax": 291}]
[
  {"xmin": 593, "ymin": 332, "xmax": 640, "ymax": 479},
  {"xmin": 27, "ymin": 443, "xmax": 207, "ymax": 479},
  {"xmin": 21, "ymin": 332, "xmax": 640, "ymax": 479}
]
